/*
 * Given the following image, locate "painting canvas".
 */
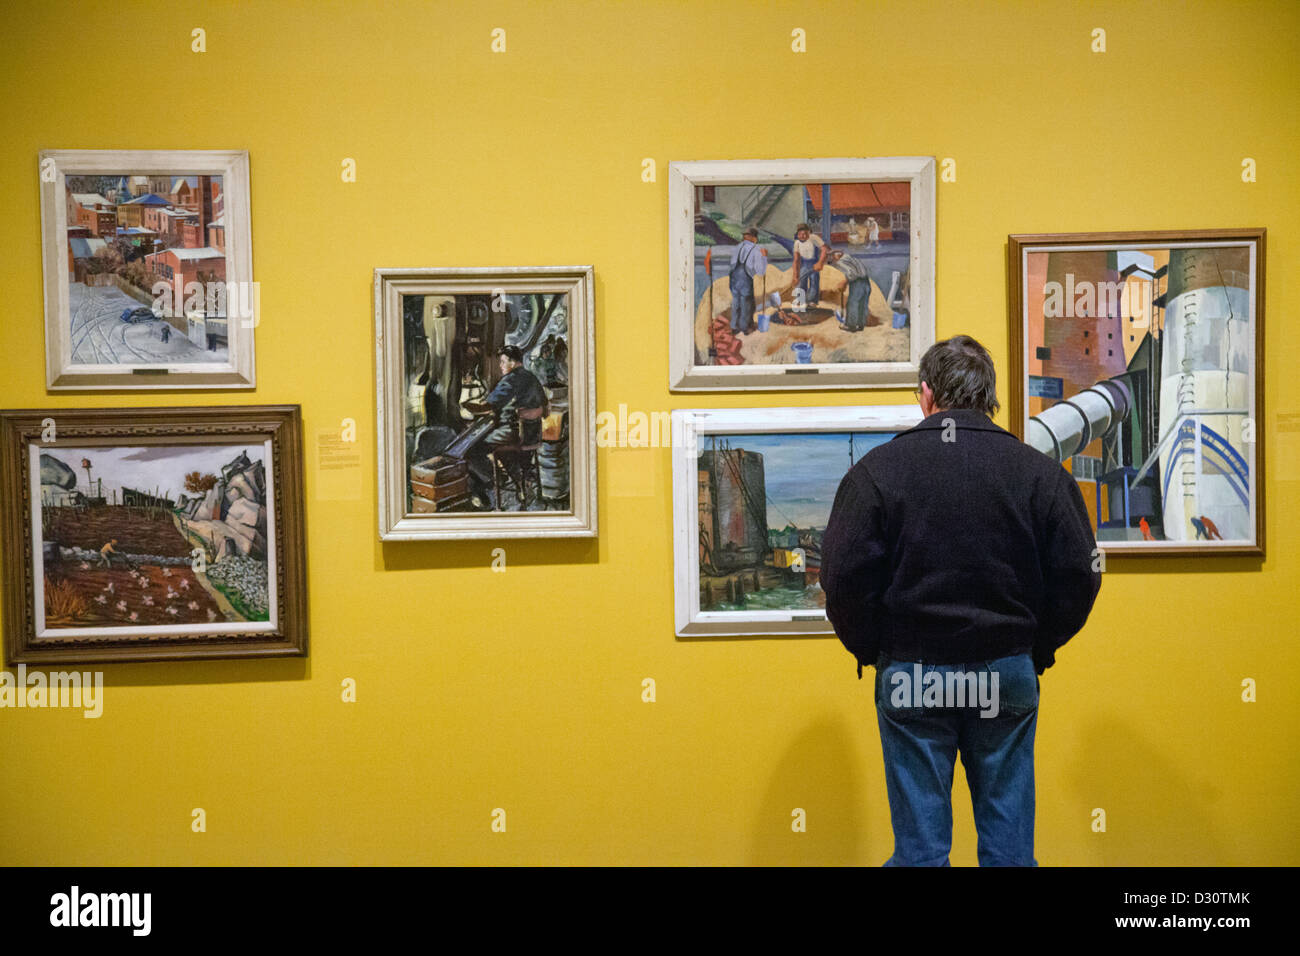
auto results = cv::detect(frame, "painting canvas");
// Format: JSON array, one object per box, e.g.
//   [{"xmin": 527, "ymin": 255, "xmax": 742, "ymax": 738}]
[
  {"xmin": 1, "ymin": 407, "xmax": 307, "ymax": 663},
  {"xmin": 39, "ymin": 149, "xmax": 255, "ymax": 389},
  {"xmin": 669, "ymin": 158, "xmax": 934, "ymax": 390},
  {"xmin": 37, "ymin": 444, "xmax": 273, "ymax": 630},
  {"xmin": 1009, "ymin": 230, "xmax": 1265, "ymax": 557},
  {"xmin": 375, "ymin": 267, "xmax": 596, "ymax": 539},
  {"xmin": 672, "ymin": 406, "xmax": 922, "ymax": 636}
]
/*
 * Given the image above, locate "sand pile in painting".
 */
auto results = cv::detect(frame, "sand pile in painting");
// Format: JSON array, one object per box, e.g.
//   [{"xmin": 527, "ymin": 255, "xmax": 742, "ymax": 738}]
[{"xmin": 692, "ymin": 263, "xmax": 908, "ymax": 366}]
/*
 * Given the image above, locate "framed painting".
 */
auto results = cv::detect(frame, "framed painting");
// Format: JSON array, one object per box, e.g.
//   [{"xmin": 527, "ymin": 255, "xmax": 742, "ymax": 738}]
[
  {"xmin": 0, "ymin": 406, "xmax": 307, "ymax": 664},
  {"xmin": 375, "ymin": 266, "xmax": 597, "ymax": 540},
  {"xmin": 1008, "ymin": 229, "xmax": 1265, "ymax": 557},
  {"xmin": 672, "ymin": 405, "xmax": 922, "ymax": 637},
  {"xmin": 668, "ymin": 157, "xmax": 935, "ymax": 391},
  {"xmin": 39, "ymin": 149, "xmax": 256, "ymax": 389}
]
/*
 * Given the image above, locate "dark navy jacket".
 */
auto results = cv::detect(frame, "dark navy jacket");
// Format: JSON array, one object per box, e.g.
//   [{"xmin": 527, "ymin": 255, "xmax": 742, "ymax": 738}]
[
  {"xmin": 486, "ymin": 366, "xmax": 548, "ymax": 440},
  {"xmin": 819, "ymin": 408, "xmax": 1101, "ymax": 677}
]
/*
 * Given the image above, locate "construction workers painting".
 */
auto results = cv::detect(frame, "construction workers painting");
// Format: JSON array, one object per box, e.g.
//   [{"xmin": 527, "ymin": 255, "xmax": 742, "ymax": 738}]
[{"xmin": 685, "ymin": 172, "xmax": 921, "ymax": 380}]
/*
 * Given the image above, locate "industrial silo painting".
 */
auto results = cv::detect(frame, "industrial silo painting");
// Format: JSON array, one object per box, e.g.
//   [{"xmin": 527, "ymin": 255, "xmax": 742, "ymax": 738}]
[
  {"xmin": 672, "ymin": 406, "xmax": 923, "ymax": 636},
  {"xmin": 1010, "ymin": 231, "xmax": 1264, "ymax": 557}
]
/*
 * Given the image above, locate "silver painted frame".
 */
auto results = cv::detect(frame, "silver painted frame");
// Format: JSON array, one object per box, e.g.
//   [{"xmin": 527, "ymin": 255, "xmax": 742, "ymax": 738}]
[
  {"xmin": 375, "ymin": 266, "xmax": 597, "ymax": 540},
  {"xmin": 39, "ymin": 149, "xmax": 256, "ymax": 390}
]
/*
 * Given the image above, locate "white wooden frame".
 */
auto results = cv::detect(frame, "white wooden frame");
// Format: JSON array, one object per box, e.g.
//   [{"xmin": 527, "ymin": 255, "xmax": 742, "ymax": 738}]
[
  {"xmin": 39, "ymin": 149, "xmax": 256, "ymax": 389},
  {"xmin": 668, "ymin": 157, "xmax": 935, "ymax": 391},
  {"xmin": 672, "ymin": 404, "xmax": 922, "ymax": 637},
  {"xmin": 375, "ymin": 266, "xmax": 597, "ymax": 540}
]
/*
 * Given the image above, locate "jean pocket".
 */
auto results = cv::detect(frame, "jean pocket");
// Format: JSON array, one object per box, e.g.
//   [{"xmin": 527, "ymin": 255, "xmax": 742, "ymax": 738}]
[
  {"xmin": 875, "ymin": 661, "xmax": 929, "ymax": 721},
  {"xmin": 979, "ymin": 653, "xmax": 1039, "ymax": 719}
]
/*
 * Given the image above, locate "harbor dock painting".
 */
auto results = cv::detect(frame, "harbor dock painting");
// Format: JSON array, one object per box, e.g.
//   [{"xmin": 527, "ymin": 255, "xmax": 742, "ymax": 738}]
[
  {"xmin": 1010, "ymin": 230, "xmax": 1264, "ymax": 556},
  {"xmin": 673, "ymin": 406, "xmax": 922, "ymax": 636},
  {"xmin": 668, "ymin": 158, "xmax": 935, "ymax": 390}
]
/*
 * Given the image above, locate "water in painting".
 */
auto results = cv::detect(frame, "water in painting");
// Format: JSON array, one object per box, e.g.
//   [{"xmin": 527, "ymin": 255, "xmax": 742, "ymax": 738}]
[{"xmin": 697, "ymin": 430, "xmax": 894, "ymax": 612}]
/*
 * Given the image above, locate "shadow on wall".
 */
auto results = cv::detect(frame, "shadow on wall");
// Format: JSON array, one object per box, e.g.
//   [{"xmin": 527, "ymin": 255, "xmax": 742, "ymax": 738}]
[
  {"xmin": 1073, "ymin": 717, "xmax": 1226, "ymax": 865},
  {"xmin": 747, "ymin": 715, "xmax": 867, "ymax": 865}
]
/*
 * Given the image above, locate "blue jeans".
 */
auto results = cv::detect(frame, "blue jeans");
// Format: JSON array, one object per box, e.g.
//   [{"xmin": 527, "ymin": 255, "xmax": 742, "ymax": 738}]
[{"xmin": 874, "ymin": 652, "xmax": 1039, "ymax": 866}]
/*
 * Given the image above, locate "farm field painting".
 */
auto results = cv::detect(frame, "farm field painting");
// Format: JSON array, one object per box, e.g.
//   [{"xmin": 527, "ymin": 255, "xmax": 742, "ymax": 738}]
[{"xmin": 36, "ymin": 443, "xmax": 275, "ymax": 634}]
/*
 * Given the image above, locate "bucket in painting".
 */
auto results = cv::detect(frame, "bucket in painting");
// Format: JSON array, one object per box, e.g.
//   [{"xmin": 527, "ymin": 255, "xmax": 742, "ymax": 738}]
[
  {"xmin": 791, "ymin": 342, "xmax": 814, "ymax": 364},
  {"xmin": 892, "ymin": 310, "xmax": 908, "ymax": 329},
  {"xmin": 756, "ymin": 311, "xmax": 770, "ymax": 333}
]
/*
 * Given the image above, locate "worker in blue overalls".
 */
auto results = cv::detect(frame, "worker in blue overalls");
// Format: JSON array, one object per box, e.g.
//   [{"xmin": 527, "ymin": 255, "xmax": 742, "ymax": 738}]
[{"xmin": 728, "ymin": 226, "xmax": 766, "ymax": 335}]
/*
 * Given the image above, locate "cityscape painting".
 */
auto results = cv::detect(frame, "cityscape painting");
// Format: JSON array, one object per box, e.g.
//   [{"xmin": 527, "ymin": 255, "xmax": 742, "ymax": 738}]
[
  {"xmin": 669, "ymin": 158, "xmax": 935, "ymax": 390},
  {"xmin": 672, "ymin": 406, "xmax": 923, "ymax": 636},
  {"xmin": 1009, "ymin": 230, "xmax": 1265, "ymax": 557},
  {"xmin": 39, "ymin": 149, "xmax": 255, "ymax": 389}
]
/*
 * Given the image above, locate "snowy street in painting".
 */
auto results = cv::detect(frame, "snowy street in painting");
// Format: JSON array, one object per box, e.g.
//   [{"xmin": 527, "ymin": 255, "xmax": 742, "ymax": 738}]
[{"xmin": 68, "ymin": 281, "xmax": 226, "ymax": 365}]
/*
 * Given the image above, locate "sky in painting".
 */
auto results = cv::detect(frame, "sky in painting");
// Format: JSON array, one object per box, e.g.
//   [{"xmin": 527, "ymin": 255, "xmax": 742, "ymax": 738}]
[
  {"xmin": 707, "ymin": 431, "xmax": 894, "ymax": 529},
  {"xmin": 38, "ymin": 443, "xmax": 265, "ymax": 502}
]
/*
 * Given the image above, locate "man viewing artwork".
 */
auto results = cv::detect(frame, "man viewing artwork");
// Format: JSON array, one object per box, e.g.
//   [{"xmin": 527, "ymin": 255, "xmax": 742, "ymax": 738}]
[{"xmin": 820, "ymin": 334, "xmax": 1102, "ymax": 866}]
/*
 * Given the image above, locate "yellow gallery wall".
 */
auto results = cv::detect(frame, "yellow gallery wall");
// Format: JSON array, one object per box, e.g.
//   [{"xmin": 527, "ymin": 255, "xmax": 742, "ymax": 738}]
[{"xmin": 1, "ymin": 0, "xmax": 1297, "ymax": 866}]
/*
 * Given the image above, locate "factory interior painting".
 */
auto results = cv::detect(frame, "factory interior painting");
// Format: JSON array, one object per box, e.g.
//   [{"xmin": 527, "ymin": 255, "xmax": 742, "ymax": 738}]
[
  {"xmin": 1018, "ymin": 237, "xmax": 1260, "ymax": 552},
  {"xmin": 61, "ymin": 172, "xmax": 229, "ymax": 366},
  {"xmin": 692, "ymin": 182, "xmax": 913, "ymax": 368},
  {"xmin": 697, "ymin": 430, "xmax": 894, "ymax": 612},
  {"xmin": 34, "ymin": 442, "xmax": 275, "ymax": 634},
  {"xmin": 400, "ymin": 291, "xmax": 571, "ymax": 514}
]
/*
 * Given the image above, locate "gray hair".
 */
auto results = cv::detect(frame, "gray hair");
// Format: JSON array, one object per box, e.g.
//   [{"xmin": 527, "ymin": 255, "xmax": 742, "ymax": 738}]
[{"xmin": 918, "ymin": 335, "xmax": 1000, "ymax": 416}]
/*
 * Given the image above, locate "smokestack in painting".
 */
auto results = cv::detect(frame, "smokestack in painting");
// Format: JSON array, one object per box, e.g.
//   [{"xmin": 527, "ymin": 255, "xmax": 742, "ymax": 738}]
[{"xmin": 699, "ymin": 447, "xmax": 767, "ymax": 571}]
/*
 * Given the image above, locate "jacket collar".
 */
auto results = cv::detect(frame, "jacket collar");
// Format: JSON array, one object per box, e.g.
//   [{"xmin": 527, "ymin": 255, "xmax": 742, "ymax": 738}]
[{"xmin": 895, "ymin": 407, "xmax": 1017, "ymax": 439}]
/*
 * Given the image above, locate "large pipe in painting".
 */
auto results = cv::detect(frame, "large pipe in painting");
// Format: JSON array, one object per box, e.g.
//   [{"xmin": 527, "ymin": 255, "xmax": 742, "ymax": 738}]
[
  {"xmin": 1156, "ymin": 248, "xmax": 1252, "ymax": 542},
  {"xmin": 1027, "ymin": 377, "xmax": 1132, "ymax": 462}
]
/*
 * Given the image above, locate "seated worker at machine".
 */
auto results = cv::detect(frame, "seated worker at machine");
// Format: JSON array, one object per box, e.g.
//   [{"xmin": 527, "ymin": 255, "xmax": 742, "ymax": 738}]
[{"xmin": 462, "ymin": 345, "xmax": 548, "ymax": 505}]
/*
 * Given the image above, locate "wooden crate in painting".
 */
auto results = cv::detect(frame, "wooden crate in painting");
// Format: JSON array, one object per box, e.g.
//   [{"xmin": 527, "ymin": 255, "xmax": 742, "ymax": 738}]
[{"xmin": 409, "ymin": 455, "xmax": 470, "ymax": 513}]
